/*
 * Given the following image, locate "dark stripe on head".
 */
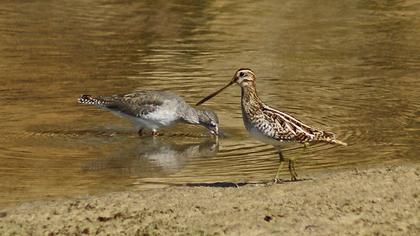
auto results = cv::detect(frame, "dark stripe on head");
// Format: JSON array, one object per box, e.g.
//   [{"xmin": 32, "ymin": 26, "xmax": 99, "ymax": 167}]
[{"xmin": 237, "ymin": 68, "xmax": 253, "ymax": 72}]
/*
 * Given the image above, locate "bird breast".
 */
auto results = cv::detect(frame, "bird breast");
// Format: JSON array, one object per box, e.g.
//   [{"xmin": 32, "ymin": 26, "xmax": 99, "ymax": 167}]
[{"xmin": 243, "ymin": 115, "xmax": 284, "ymax": 146}]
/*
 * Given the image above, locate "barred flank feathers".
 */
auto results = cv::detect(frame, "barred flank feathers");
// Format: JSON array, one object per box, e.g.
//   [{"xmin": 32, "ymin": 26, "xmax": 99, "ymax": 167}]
[{"xmin": 78, "ymin": 95, "xmax": 113, "ymax": 107}]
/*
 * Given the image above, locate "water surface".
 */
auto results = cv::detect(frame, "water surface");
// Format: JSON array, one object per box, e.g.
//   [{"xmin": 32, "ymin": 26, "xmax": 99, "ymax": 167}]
[{"xmin": 0, "ymin": 0, "xmax": 419, "ymax": 207}]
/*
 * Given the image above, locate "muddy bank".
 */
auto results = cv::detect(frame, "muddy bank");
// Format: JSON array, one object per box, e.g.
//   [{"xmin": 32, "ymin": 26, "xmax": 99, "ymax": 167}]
[{"xmin": 1, "ymin": 165, "xmax": 419, "ymax": 235}]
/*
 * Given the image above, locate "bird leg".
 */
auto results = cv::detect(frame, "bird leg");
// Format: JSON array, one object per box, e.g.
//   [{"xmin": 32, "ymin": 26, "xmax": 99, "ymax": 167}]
[
  {"xmin": 152, "ymin": 129, "xmax": 159, "ymax": 136},
  {"xmin": 273, "ymin": 151, "xmax": 285, "ymax": 184},
  {"xmin": 288, "ymin": 159, "xmax": 298, "ymax": 181}
]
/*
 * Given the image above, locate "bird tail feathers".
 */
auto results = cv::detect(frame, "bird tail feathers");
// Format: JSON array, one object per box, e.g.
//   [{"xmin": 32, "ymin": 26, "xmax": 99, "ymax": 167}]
[
  {"xmin": 78, "ymin": 95, "xmax": 114, "ymax": 108},
  {"xmin": 321, "ymin": 131, "xmax": 348, "ymax": 146},
  {"xmin": 329, "ymin": 139, "xmax": 348, "ymax": 146}
]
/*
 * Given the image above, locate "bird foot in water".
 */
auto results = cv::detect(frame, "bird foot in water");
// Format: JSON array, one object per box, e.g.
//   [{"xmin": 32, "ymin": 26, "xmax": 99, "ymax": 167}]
[
  {"xmin": 137, "ymin": 129, "xmax": 164, "ymax": 137},
  {"xmin": 152, "ymin": 130, "xmax": 163, "ymax": 136}
]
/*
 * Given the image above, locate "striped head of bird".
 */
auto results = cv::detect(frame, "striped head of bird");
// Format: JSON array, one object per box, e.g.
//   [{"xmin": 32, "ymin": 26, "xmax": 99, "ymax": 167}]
[
  {"xmin": 196, "ymin": 68, "xmax": 256, "ymax": 106},
  {"xmin": 232, "ymin": 68, "xmax": 256, "ymax": 88}
]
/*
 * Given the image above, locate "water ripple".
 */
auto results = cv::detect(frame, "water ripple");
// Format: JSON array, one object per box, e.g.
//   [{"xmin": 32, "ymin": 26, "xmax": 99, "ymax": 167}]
[{"xmin": 0, "ymin": 0, "xmax": 419, "ymax": 207}]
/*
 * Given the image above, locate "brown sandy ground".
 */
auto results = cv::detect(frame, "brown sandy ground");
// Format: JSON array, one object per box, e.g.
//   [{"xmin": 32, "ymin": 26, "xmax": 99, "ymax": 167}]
[{"xmin": 0, "ymin": 165, "xmax": 419, "ymax": 236}]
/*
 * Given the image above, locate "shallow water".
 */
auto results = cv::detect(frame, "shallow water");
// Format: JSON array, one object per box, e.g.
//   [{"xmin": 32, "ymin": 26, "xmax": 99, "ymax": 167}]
[{"xmin": 0, "ymin": 0, "xmax": 419, "ymax": 207}]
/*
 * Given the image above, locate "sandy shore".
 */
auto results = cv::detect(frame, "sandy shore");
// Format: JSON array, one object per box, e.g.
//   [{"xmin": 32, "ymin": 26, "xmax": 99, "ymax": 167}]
[{"xmin": 0, "ymin": 165, "xmax": 419, "ymax": 235}]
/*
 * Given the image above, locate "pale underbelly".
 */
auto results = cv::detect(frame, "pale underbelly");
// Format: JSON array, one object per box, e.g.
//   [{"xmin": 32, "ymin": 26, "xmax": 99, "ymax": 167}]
[
  {"xmin": 108, "ymin": 109, "xmax": 177, "ymax": 130},
  {"xmin": 247, "ymin": 125, "xmax": 287, "ymax": 146}
]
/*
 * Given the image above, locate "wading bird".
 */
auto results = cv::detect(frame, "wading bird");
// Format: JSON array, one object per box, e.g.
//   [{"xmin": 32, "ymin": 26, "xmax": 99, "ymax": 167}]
[
  {"xmin": 196, "ymin": 68, "xmax": 346, "ymax": 182},
  {"xmin": 79, "ymin": 90, "xmax": 219, "ymax": 136}
]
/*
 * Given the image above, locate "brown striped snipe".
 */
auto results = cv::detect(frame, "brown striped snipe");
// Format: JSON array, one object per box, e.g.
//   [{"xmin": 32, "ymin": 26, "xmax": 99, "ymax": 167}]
[{"xmin": 196, "ymin": 68, "xmax": 346, "ymax": 183}]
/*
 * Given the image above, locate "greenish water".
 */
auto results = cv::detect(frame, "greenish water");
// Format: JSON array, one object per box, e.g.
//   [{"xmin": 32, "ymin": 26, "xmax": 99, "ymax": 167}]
[{"xmin": 0, "ymin": 0, "xmax": 419, "ymax": 207}]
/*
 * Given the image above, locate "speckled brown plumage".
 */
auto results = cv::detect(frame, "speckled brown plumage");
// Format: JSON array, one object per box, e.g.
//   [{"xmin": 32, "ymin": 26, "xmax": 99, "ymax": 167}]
[
  {"xmin": 196, "ymin": 68, "xmax": 347, "ymax": 182},
  {"xmin": 240, "ymin": 83, "xmax": 344, "ymax": 145}
]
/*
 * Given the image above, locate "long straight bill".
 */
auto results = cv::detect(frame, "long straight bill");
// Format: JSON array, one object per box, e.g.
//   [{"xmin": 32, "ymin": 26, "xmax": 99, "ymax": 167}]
[{"xmin": 196, "ymin": 81, "xmax": 234, "ymax": 106}]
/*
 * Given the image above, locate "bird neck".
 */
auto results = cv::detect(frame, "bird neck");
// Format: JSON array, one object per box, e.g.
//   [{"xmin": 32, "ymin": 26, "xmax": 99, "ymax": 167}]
[
  {"xmin": 196, "ymin": 109, "xmax": 208, "ymax": 124},
  {"xmin": 181, "ymin": 107, "xmax": 201, "ymax": 125},
  {"xmin": 196, "ymin": 109, "xmax": 214, "ymax": 131},
  {"xmin": 241, "ymin": 84, "xmax": 264, "ymax": 115}
]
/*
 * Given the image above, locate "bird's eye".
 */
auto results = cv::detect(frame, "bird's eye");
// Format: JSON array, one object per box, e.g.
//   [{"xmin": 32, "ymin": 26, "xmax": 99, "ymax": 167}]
[{"xmin": 239, "ymin": 72, "xmax": 245, "ymax": 77}]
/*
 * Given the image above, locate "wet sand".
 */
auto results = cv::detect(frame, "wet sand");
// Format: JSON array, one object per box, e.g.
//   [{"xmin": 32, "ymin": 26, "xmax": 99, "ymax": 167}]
[{"xmin": 1, "ymin": 165, "xmax": 419, "ymax": 235}]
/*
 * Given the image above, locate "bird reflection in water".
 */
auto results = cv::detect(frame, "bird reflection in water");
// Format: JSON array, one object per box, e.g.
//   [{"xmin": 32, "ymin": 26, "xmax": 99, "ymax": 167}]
[{"xmin": 82, "ymin": 137, "xmax": 219, "ymax": 176}]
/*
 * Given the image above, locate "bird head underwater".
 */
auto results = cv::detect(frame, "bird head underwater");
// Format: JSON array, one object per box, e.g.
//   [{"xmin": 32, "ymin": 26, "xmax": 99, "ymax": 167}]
[{"xmin": 196, "ymin": 68, "xmax": 256, "ymax": 106}]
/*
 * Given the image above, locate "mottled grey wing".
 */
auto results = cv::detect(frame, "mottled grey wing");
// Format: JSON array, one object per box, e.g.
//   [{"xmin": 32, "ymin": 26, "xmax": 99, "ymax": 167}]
[
  {"xmin": 97, "ymin": 91, "xmax": 169, "ymax": 117},
  {"xmin": 133, "ymin": 90, "xmax": 199, "ymax": 124}
]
